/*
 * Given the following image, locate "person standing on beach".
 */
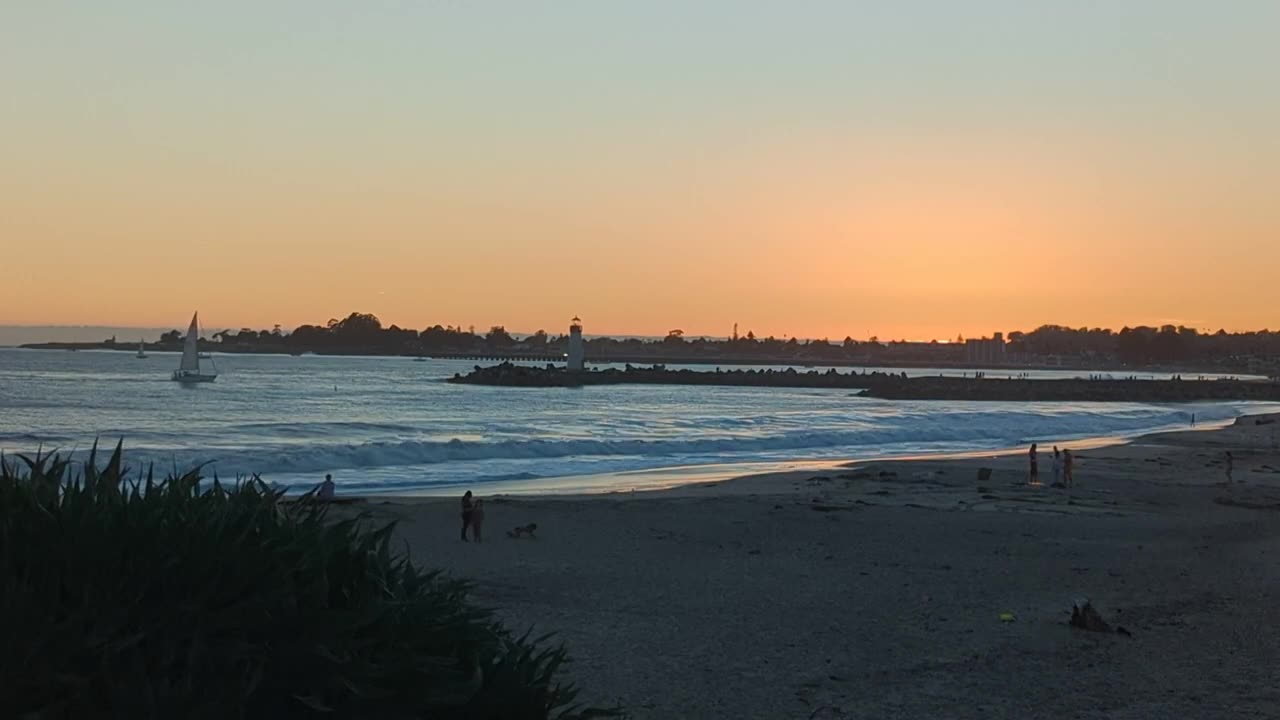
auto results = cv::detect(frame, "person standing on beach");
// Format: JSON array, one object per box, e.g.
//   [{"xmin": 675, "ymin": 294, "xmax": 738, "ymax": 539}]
[
  {"xmin": 1028, "ymin": 443, "xmax": 1040, "ymax": 485},
  {"xmin": 1063, "ymin": 449, "xmax": 1074, "ymax": 487},
  {"xmin": 1225, "ymin": 452, "xmax": 1234, "ymax": 483},
  {"xmin": 317, "ymin": 473, "xmax": 336, "ymax": 501},
  {"xmin": 461, "ymin": 490, "xmax": 474, "ymax": 541},
  {"xmin": 471, "ymin": 499, "xmax": 486, "ymax": 543},
  {"xmin": 1052, "ymin": 446, "xmax": 1062, "ymax": 486}
]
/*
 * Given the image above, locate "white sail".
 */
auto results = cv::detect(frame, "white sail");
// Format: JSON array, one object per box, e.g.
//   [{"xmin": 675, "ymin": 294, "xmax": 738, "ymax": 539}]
[
  {"xmin": 137, "ymin": 339, "xmax": 146, "ymax": 358},
  {"xmin": 180, "ymin": 313, "xmax": 201, "ymax": 373}
]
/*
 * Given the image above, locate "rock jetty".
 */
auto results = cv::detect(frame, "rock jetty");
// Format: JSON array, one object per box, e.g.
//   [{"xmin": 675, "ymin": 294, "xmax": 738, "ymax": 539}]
[
  {"xmin": 449, "ymin": 363, "xmax": 1280, "ymax": 402},
  {"xmin": 448, "ymin": 363, "xmax": 889, "ymax": 389}
]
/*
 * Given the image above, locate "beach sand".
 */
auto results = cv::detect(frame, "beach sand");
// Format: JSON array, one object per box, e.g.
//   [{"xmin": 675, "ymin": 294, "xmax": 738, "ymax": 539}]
[{"xmin": 354, "ymin": 415, "xmax": 1280, "ymax": 718}]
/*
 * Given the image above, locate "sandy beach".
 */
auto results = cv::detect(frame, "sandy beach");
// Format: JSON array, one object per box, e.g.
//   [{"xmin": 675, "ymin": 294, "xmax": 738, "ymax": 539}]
[{"xmin": 351, "ymin": 415, "xmax": 1280, "ymax": 719}]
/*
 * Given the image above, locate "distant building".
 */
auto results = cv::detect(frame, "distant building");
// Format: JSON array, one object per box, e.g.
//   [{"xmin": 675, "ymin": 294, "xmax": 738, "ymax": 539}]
[
  {"xmin": 965, "ymin": 332, "xmax": 1006, "ymax": 366},
  {"xmin": 567, "ymin": 316, "xmax": 585, "ymax": 371}
]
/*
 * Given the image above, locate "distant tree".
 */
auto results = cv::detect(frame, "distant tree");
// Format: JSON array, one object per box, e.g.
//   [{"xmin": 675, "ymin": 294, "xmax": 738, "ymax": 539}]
[
  {"xmin": 664, "ymin": 329, "xmax": 685, "ymax": 345},
  {"xmin": 485, "ymin": 326, "xmax": 515, "ymax": 347},
  {"xmin": 329, "ymin": 313, "xmax": 383, "ymax": 345}
]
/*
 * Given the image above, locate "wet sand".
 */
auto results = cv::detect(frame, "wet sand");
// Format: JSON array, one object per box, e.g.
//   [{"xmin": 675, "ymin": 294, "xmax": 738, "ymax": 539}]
[{"xmin": 356, "ymin": 414, "xmax": 1280, "ymax": 718}]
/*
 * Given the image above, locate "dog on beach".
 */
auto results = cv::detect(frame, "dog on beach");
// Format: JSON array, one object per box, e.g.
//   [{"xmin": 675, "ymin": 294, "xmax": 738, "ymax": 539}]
[{"xmin": 506, "ymin": 523, "xmax": 538, "ymax": 539}]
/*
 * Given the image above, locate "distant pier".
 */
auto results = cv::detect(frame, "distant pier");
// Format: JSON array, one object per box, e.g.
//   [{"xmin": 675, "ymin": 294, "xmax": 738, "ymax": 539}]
[{"xmin": 427, "ymin": 352, "xmax": 565, "ymax": 363}]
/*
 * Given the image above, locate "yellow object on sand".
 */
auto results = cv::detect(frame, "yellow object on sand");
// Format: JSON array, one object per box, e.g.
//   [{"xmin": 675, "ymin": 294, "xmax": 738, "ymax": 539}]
[{"xmin": 999, "ymin": 612, "xmax": 1016, "ymax": 622}]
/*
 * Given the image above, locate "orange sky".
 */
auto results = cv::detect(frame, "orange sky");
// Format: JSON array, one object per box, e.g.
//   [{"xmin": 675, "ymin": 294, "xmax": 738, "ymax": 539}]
[{"xmin": 3, "ymin": 4, "xmax": 1277, "ymax": 340}]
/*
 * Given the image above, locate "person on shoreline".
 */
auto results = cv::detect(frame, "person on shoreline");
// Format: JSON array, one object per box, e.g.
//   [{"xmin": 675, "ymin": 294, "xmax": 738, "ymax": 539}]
[
  {"xmin": 461, "ymin": 490, "xmax": 474, "ymax": 541},
  {"xmin": 317, "ymin": 473, "xmax": 336, "ymax": 501},
  {"xmin": 1052, "ymin": 446, "xmax": 1062, "ymax": 486},
  {"xmin": 1225, "ymin": 451, "xmax": 1234, "ymax": 484},
  {"xmin": 1028, "ymin": 443, "xmax": 1040, "ymax": 485},
  {"xmin": 471, "ymin": 499, "xmax": 486, "ymax": 543},
  {"xmin": 1063, "ymin": 449, "xmax": 1074, "ymax": 487}
]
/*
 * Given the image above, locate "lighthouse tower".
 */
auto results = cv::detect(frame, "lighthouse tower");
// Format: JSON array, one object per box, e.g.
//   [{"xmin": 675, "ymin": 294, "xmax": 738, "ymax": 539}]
[{"xmin": 567, "ymin": 316, "xmax": 585, "ymax": 372}]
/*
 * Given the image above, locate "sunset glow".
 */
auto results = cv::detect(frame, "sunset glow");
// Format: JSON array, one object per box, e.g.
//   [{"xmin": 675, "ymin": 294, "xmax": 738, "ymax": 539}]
[{"xmin": 3, "ymin": 2, "xmax": 1277, "ymax": 340}]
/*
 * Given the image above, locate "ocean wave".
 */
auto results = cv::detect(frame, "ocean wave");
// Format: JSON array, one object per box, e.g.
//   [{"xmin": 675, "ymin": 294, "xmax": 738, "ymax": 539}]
[{"xmin": 72, "ymin": 403, "xmax": 1249, "ymax": 478}]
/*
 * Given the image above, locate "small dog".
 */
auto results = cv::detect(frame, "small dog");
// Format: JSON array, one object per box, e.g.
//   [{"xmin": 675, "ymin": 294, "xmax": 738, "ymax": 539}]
[{"xmin": 506, "ymin": 523, "xmax": 538, "ymax": 539}]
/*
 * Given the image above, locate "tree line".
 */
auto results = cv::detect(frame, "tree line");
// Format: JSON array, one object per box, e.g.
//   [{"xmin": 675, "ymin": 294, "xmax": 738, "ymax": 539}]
[
  {"xmin": 1005, "ymin": 324, "xmax": 1280, "ymax": 366},
  {"xmin": 157, "ymin": 313, "xmax": 1279, "ymax": 369}
]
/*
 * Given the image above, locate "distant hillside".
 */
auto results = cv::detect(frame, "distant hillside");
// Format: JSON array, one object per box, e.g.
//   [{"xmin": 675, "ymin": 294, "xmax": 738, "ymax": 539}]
[{"xmin": 0, "ymin": 326, "xmax": 176, "ymax": 347}]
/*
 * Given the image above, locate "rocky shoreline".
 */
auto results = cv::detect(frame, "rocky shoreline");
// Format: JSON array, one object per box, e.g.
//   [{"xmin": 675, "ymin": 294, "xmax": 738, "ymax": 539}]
[{"xmin": 450, "ymin": 363, "xmax": 1280, "ymax": 401}]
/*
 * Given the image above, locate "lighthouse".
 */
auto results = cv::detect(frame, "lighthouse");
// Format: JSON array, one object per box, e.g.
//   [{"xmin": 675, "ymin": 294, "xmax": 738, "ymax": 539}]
[{"xmin": 567, "ymin": 316, "xmax": 585, "ymax": 372}]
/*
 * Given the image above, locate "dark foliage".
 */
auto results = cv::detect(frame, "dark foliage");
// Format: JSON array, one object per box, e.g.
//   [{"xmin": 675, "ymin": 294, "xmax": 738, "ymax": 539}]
[{"xmin": 0, "ymin": 443, "xmax": 618, "ymax": 719}]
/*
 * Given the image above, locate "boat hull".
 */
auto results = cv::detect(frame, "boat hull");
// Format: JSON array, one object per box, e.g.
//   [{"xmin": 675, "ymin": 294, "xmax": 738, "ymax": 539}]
[{"xmin": 172, "ymin": 372, "xmax": 217, "ymax": 383}]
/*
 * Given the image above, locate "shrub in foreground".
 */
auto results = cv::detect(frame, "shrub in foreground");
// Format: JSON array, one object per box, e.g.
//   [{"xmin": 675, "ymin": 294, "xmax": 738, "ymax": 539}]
[{"xmin": 0, "ymin": 443, "xmax": 617, "ymax": 719}]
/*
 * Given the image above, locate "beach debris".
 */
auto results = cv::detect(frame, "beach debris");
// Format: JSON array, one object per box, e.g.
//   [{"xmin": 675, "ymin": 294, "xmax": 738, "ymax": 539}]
[
  {"xmin": 810, "ymin": 503, "xmax": 856, "ymax": 512},
  {"xmin": 505, "ymin": 523, "xmax": 538, "ymax": 539},
  {"xmin": 1214, "ymin": 496, "xmax": 1280, "ymax": 511},
  {"xmin": 998, "ymin": 612, "xmax": 1016, "ymax": 623},
  {"xmin": 977, "ymin": 467, "xmax": 993, "ymax": 483},
  {"xmin": 1070, "ymin": 599, "xmax": 1116, "ymax": 633}
]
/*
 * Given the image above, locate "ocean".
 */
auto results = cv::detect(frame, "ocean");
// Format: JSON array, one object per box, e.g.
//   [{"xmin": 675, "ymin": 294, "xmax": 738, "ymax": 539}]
[{"xmin": 1, "ymin": 348, "xmax": 1272, "ymax": 496}]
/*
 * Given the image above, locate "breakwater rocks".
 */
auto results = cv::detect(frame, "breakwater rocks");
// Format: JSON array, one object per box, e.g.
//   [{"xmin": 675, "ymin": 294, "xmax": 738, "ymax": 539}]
[
  {"xmin": 860, "ymin": 376, "xmax": 1280, "ymax": 401},
  {"xmin": 449, "ymin": 363, "xmax": 1280, "ymax": 402},
  {"xmin": 448, "ymin": 363, "xmax": 890, "ymax": 389}
]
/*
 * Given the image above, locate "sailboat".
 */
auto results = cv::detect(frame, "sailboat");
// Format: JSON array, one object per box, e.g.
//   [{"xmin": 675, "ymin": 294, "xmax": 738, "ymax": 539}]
[
  {"xmin": 136, "ymin": 339, "xmax": 147, "ymax": 359},
  {"xmin": 171, "ymin": 312, "xmax": 217, "ymax": 383}
]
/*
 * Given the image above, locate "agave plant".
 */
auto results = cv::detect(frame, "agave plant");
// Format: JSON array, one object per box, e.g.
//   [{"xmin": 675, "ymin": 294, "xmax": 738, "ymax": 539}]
[{"xmin": 0, "ymin": 442, "xmax": 620, "ymax": 719}]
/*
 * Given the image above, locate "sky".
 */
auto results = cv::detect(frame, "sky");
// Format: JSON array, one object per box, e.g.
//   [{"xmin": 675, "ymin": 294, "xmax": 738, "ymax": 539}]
[{"xmin": 3, "ymin": 2, "xmax": 1277, "ymax": 341}]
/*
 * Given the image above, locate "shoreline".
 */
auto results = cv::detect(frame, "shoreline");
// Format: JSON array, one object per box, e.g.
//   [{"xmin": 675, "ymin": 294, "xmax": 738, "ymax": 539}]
[
  {"xmin": 361, "ymin": 408, "xmax": 1264, "ymax": 501},
  {"xmin": 354, "ymin": 413, "xmax": 1280, "ymax": 717}
]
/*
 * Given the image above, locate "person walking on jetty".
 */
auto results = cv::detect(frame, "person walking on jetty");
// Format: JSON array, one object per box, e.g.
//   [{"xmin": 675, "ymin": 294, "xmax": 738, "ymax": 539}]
[
  {"xmin": 460, "ymin": 490, "xmax": 475, "ymax": 541},
  {"xmin": 1028, "ymin": 443, "xmax": 1040, "ymax": 485},
  {"xmin": 1052, "ymin": 446, "xmax": 1062, "ymax": 486}
]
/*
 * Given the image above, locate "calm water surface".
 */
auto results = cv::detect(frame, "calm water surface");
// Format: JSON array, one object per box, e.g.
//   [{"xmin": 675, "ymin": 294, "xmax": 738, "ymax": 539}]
[{"xmin": 0, "ymin": 348, "xmax": 1270, "ymax": 494}]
